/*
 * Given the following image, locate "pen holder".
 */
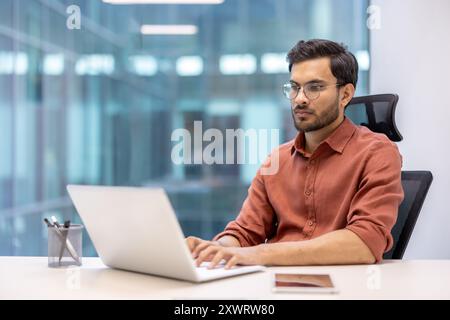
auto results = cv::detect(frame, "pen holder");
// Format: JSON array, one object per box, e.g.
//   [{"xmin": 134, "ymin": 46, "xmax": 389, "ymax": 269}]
[{"xmin": 48, "ymin": 224, "xmax": 84, "ymax": 268}]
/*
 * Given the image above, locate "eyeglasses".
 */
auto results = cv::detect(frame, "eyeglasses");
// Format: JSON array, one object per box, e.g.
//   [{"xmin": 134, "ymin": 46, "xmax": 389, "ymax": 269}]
[{"xmin": 282, "ymin": 82, "xmax": 342, "ymax": 100}]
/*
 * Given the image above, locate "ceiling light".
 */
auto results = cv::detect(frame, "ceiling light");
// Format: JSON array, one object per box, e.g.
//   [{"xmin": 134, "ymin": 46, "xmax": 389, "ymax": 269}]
[
  {"xmin": 141, "ymin": 25, "xmax": 198, "ymax": 35},
  {"xmin": 103, "ymin": 0, "xmax": 224, "ymax": 4}
]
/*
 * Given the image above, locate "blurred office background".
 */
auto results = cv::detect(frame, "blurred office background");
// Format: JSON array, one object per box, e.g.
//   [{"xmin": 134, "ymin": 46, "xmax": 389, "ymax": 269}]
[{"xmin": 0, "ymin": 0, "xmax": 370, "ymax": 256}]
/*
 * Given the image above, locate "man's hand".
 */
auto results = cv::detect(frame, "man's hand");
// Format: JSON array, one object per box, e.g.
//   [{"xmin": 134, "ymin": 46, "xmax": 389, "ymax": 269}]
[
  {"xmin": 186, "ymin": 236, "xmax": 220, "ymax": 259},
  {"xmin": 185, "ymin": 236, "xmax": 264, "ymax": 269}
]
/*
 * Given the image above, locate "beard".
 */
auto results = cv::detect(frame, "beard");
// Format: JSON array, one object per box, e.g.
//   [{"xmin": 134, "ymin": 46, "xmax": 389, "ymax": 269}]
[{"xmin": 291, "ymin": 95, "xmax": 340, "ymax": 132}]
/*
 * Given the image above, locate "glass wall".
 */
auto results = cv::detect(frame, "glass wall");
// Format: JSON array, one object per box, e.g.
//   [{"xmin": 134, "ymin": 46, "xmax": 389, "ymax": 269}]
[{"xmin": 0, "ymin": 0, "xmax": 370, "ymax": 256}]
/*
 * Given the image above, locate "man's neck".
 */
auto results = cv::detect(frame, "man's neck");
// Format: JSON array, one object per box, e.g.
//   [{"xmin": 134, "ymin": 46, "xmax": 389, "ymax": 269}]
[{"xmin": 304, "ymin": 115, "xmax": 345, "ymax": 154}]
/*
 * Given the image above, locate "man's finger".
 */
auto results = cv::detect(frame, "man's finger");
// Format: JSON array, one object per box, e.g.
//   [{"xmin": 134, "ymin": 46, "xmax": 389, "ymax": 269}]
[
  {"xmin": 186, "ymin": 237, "xmax": 199, "ymax": 251},
  {"xmin": 225, "ymin": 255, "xmax": 239, "ymax": 269},
  {"xmin": 192, "ymin": 241, "xmax": 213, "ymax": 258},
  {"xmin": 208, "ymin": 251, "xmax": 225, "ymax": 269},
  {"xmin": 196, "ymin": 246, "xmax": 218, "ymax": 267}
]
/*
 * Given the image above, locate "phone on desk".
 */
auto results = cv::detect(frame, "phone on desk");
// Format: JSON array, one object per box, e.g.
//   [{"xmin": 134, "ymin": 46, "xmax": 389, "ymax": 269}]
[{"xmin": 272, "ymin": 273, "xmax": 339, "ymax": 294}]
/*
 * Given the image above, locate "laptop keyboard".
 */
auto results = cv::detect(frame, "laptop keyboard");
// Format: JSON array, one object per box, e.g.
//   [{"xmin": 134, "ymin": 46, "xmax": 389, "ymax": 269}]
[{"xmin": 197, "ymin": 261, "xmax": 230, "ymax": 270}]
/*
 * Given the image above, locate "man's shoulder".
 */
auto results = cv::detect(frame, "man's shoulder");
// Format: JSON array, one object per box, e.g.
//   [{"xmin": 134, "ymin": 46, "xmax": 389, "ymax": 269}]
[
  {"xmin": 349, "ymin": 125, "xmax": 402, "ymax": 168},
  {"xmin": 352, "ymin": 125, "xmax": 399, "ymax": 152}
]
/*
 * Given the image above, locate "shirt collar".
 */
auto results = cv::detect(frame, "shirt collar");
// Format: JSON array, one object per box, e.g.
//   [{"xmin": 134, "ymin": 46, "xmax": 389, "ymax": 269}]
[{"xmin": 291, "ymin": 116, "xmax": 357, "ymax": 157}]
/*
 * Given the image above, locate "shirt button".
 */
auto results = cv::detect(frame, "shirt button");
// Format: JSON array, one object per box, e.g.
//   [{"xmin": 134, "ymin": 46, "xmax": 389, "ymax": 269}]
[
  {"xmin": 305, "ymin": 190, "xmax": 311, "ymax": 196},
  {"xmin": 308, "ymin": 221, "xmax": 314, "ymax": 226}
]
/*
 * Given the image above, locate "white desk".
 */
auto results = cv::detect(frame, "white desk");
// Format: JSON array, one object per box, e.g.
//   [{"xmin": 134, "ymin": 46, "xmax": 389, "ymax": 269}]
[{"xmin": 1, "ymin": 257, "xmax": 450, "ymax": 299}]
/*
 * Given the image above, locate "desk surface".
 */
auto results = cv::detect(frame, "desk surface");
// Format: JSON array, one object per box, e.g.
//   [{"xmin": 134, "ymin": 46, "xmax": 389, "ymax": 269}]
[{"xmin": 1, "ymin": 257, "xmax": 450, "ymax": 299}]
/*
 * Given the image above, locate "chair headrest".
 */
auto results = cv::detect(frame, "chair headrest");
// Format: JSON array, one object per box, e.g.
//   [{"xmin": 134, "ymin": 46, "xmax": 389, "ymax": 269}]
[{"xmin": 345, "ymin": 94, "xmax": 403, "ymax": 142}]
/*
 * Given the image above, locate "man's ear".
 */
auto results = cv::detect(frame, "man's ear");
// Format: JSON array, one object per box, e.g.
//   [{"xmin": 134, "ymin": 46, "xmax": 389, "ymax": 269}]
[{"xmin": 340, "ymin": 84, "xmax": 355, "ymax": 108}]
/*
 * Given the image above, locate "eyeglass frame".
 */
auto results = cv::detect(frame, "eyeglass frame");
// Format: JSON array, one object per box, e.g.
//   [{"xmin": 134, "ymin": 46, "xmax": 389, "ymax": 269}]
[{"xmin": 282, "ymin": 81, "xmax": 344, "ymax": 100}]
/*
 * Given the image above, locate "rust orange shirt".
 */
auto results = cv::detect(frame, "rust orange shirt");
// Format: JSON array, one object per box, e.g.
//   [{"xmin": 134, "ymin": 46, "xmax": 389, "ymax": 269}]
[{"xmin": 214, "ymin": 117, "xmax": 404, "ymax": 262}]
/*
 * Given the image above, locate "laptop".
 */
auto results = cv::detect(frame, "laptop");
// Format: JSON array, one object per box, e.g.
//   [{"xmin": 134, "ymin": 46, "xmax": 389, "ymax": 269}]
[{"xmin": 66, "ymin": 185, "xmax": 265, "ymax": 282}]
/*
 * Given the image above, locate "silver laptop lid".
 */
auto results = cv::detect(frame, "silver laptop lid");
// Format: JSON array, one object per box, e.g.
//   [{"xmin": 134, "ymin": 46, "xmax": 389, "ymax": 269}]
[{"xmin": 66, "ymin": 185, "xmax": 198, "ymax": 281}]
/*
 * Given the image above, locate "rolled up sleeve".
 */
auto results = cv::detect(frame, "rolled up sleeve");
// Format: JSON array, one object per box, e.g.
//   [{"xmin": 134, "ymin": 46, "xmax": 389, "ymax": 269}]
[{"xmin": 345, "ymin": 142, "xmax": 404, "ymax": 263}]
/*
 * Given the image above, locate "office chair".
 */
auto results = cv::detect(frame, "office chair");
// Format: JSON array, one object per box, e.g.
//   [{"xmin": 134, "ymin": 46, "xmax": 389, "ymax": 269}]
[
  {"xmin": 383, "ymin": 171, "xmax": 433, "ymax": 259},
  {"xmin": 345, "ymin": 94, "xmax": 403, "ymax": 141},
  {"xmin": 345, "ymin": 94, "xmax": 433, "ymax": 259}
]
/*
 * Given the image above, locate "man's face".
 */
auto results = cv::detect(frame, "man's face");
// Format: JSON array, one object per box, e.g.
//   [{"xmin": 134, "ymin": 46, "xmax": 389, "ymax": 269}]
[{"xmin": 289, "ymin": 57, "xmax": 343, "ymax": 132}]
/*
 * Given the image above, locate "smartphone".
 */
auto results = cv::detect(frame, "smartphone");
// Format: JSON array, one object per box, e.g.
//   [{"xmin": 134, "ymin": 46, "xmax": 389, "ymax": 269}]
[{"xmin": 272, "ymin": 273, "xmax": 339, "ymax": 294}]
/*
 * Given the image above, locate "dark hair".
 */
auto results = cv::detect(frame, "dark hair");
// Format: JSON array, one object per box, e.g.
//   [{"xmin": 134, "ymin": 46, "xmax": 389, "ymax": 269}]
[{"xmin": 286, "ymin": 39, "xmax": 358, "ymax": 88}]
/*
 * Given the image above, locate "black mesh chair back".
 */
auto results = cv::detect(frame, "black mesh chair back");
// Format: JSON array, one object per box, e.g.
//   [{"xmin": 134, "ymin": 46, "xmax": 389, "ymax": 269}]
[
  {"xmin": 383, "ymin": 171, "xmax": 433, "ymax": 259},
  {"xmin": 345, "ymin": 94, "xmax": 403, "ymax": 142},
  {"xmin": 345, "ymin": 94, "xmax": 433, "ymax": 259}
]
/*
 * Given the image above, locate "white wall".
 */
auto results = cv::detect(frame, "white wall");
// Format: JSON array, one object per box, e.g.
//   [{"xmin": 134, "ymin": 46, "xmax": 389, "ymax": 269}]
[{"xmin": 370, "ymin": 0, "xmax": 450, "ymax": 258}]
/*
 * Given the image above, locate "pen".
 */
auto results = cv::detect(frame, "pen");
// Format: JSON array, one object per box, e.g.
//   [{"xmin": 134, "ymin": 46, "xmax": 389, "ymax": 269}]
[
  {"xmin": 51, "ymin": 216, "xmax": 61, "ymax": 228},
  {"xmin": 44, "ymin": 218, "xmax": 81, "ymax": 266},
  {"xmin": 43, "ymin": 218, "xmax": 53, "ymax": 228},
  {"xmin": 51, "ymin": 216, "xmax": 81, "ymax": 266},
  {"xmin": 58, "ymin": 220, "xmax": 71, "ymax": 264}
]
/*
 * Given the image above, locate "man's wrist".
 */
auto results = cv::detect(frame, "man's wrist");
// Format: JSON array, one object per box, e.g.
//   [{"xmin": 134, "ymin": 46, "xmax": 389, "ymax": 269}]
[
  {"xmin": 216, "ymin": 235, "xmax": 241, "ymax": 247},
  {"xmin": 254, "ymin": 241, "xmax": 306, "ymax": 266},
  {"xmin": 254, "ymin": 243, "xmax": 271, "ymax": 265}
]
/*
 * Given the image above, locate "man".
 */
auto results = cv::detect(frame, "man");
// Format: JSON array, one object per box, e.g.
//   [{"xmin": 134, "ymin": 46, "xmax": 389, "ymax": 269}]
[{"xmin": 186, "ymin": 39, "xmax": 404, "ymax": 269}]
